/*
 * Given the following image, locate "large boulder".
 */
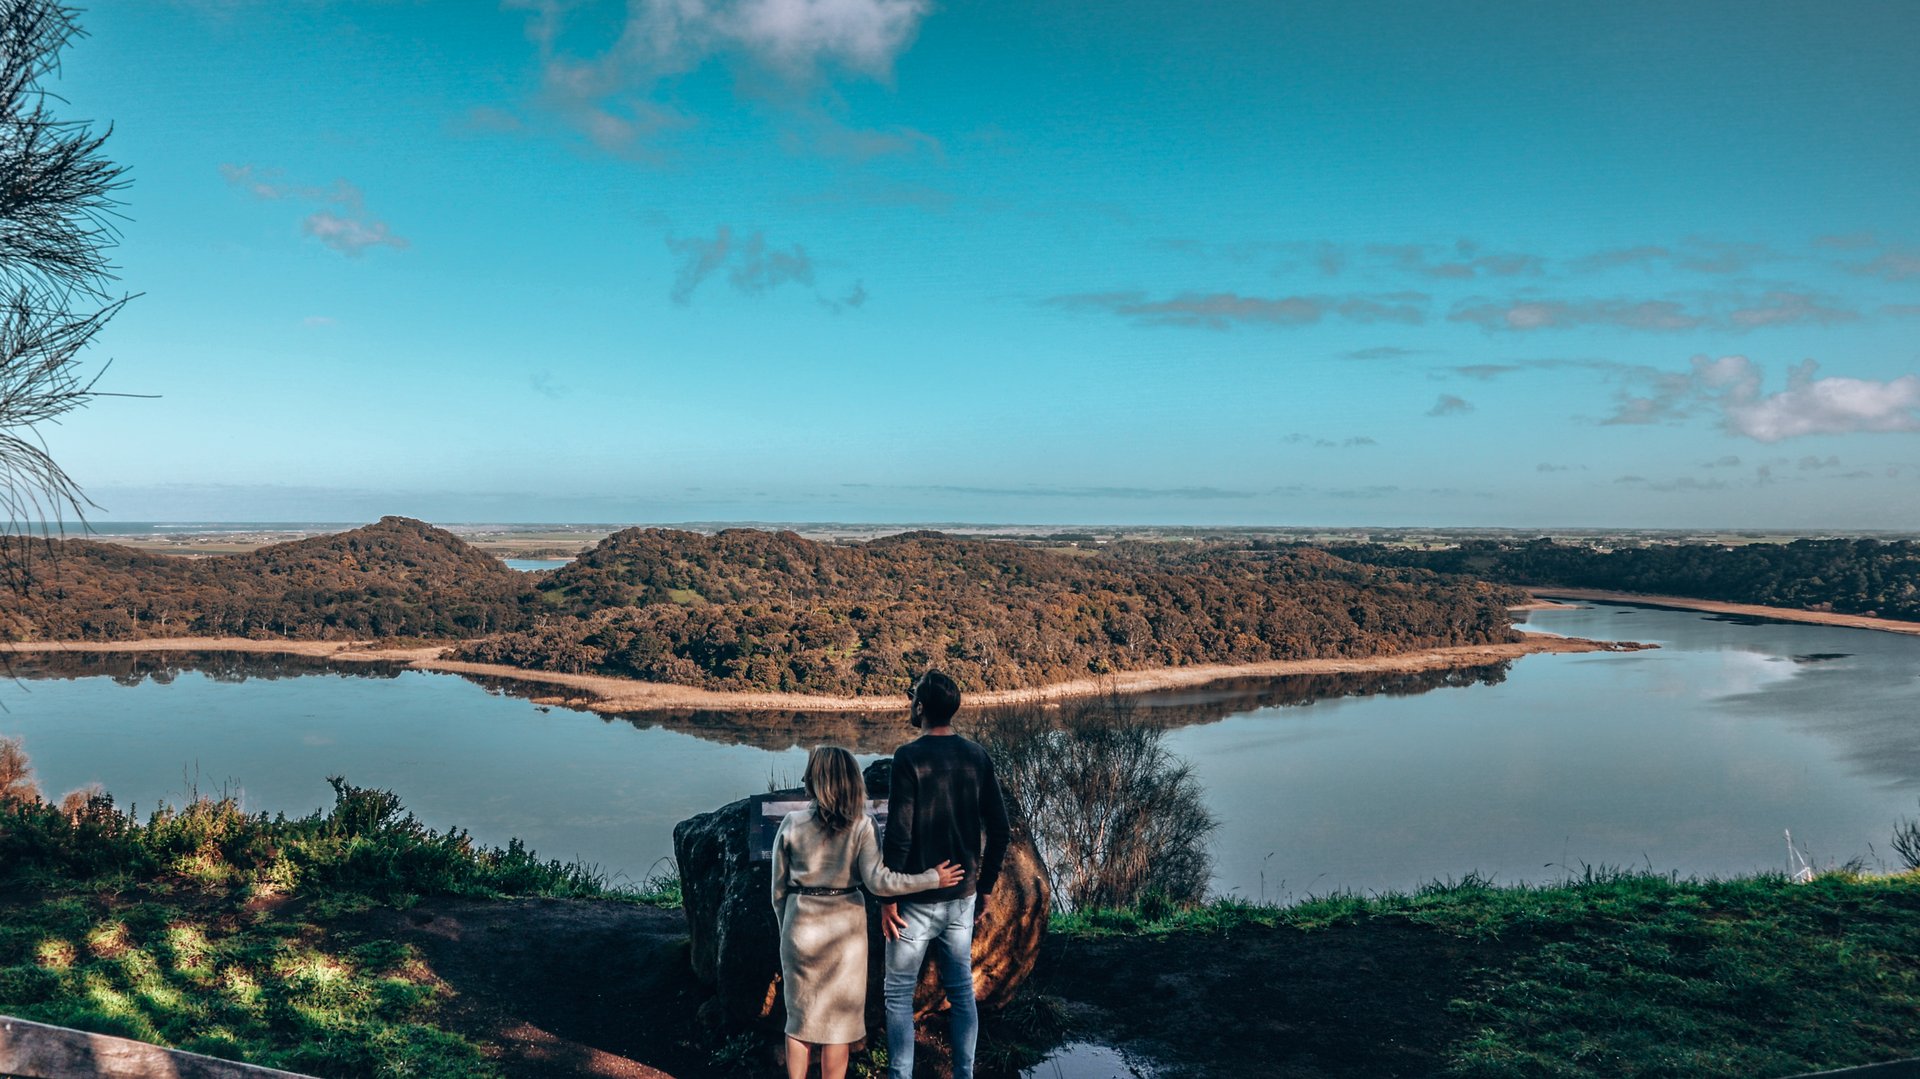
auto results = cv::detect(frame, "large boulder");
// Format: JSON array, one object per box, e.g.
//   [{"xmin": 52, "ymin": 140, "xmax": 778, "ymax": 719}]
[{"xmin": 672, "ymin": 760, "xmax": 1050, "ymax": 1034}]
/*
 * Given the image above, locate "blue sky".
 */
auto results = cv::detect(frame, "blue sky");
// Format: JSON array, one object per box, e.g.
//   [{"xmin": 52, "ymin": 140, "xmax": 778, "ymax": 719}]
[{"xmin": 42, "ymin": 0, "xmax": 1920, "ymax": 527}]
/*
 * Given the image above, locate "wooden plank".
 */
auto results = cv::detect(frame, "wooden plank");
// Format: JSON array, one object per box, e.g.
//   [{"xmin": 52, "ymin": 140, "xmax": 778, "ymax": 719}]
[
  {"xmin": 1785, "ymin": 1062, "xmax": 1920, "ymax": 1078},
  {"xmin": 0, "ymin": 1015, "xmax": 317, "ymax": 1079}
]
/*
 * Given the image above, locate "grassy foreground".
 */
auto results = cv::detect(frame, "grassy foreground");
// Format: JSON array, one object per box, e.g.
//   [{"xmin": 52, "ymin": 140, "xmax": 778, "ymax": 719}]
[
  {"xmin": 0, "ymin": 780, "xmax": 674, "ymax": 1078},
  {"xmin": 1047, "ymin": 870, "xmax": 1920, "ymax": 1078},
  {"xmin": 5, "ymin": 784, "xmax": 1920, "ymax": 1077}
]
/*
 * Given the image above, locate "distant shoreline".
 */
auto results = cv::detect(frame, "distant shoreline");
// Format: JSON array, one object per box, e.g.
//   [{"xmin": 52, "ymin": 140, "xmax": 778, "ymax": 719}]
[
  {"xmin": 0, "ymin": 634, "xmax": 1645, "ymax": 713},
  {"xmin": 1526, "ymin": 588, "xmax": 1920, "ymax": 637}
]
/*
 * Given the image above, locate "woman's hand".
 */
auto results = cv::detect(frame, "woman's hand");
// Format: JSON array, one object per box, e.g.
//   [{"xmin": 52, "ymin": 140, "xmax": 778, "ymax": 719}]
[{"xmin": 933, "ymin": 860, "xmax": 966, "ymax": 889}]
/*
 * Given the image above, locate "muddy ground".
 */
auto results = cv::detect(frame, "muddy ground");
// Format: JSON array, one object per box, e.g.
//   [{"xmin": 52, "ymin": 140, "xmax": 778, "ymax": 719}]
[{"xmin": 367, "ymin": 897, "xmax": 1515, "ymax": 1079}]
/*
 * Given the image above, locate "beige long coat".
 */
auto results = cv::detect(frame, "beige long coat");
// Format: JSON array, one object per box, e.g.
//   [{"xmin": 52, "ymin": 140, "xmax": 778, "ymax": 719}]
[{"xmin": 771, "ymin": 809, "xmax": 940, "ymax": 1044}]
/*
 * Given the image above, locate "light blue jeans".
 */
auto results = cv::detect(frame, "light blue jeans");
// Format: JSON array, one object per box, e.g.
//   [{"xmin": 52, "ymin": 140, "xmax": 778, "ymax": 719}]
[{"xmin": 883, "ymin": 898, "xmax": 977, "ymax": 1079}]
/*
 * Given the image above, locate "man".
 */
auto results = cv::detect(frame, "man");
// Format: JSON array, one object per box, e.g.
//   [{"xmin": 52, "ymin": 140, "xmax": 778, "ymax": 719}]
[{"xmin": 879, "ymin": 670, "xmax": 1011, "ymax": 1079}]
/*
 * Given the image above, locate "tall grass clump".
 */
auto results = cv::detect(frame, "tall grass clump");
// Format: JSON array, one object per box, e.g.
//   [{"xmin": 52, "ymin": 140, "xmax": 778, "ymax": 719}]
[
  {"xmin": 0, "ymin": 760, "xmax": 610, "ymax": 902},
  {"xmin": 978, "ymin": 699, "xmax": 1217, "ymax": 911}
]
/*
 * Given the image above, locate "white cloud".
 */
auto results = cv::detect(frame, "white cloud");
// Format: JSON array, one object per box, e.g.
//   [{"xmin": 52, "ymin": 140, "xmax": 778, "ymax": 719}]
[
  {"xmin": 1713, "ymin": 357, "xmax": 1920, "ymax": 442},
  {"xmin": 508, "ymin": 0, "xmax": 932, "ymax": 158},
  {"xmin": 222, "ymin": 163, "xmax": 408, "ymax": 258},
  {"xmin": 302, "ymin": 212, "xmax": 409, "ymax": 257},
  {"xmin": 726, "ymin": 0, "xmax": 929, "ymax": 78}
]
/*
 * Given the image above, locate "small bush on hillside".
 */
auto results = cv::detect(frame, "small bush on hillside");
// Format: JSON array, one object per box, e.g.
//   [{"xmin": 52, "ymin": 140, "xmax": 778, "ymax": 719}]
[
  {"xmin": 1893, "ymin": 805, "xmax": 1920, "ymax": 871},
  {"xmin": 979, "ymin": 701, "xmax": 1217, "ymax": 911}
]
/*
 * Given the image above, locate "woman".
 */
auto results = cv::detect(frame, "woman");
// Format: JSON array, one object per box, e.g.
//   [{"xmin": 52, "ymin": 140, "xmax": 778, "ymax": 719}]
[{"xmin": 772, "ymin": 746, "xmax": 965, "ymax": 1079}]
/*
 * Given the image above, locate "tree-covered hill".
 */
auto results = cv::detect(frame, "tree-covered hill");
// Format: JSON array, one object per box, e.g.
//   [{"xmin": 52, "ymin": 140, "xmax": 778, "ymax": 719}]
[
  {"xmin": 5, "ymin": 522, "xmax": 1534, "ymax": 695},
  {"xmin": 1327, "ymin": 537, "xmax": 1920, "ymax": 620},
  {"xmin": 454, "ymin": 528, "xmax": 1524, "ymax": 695},
  {"xmin": 3, "ymin": 516, "xmax": 536, "ymax": 640}
]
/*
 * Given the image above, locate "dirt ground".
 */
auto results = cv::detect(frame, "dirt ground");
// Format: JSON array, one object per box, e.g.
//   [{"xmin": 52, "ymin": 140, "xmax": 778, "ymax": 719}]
[
  {"xmin": 360, "ymin": 898, "xmax": 711, "ymax": 1079},
  {"xmin": 365, "ymin": 896, "xmax": 1524, "ymax": 1079},
  {"xmin": 1034, "ymin": 921, "xmax": 1515, "ymax": 1079}
]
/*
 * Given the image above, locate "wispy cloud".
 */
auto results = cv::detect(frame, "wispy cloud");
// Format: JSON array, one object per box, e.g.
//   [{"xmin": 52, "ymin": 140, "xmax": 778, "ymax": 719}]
[
  {"xmin": 1045, "ymin": 290, "xmax": 1425, "ymax": 329},
  {"xmin": 1367, "ymin": 240, "xmax": 1543, "ymax": 280},
  {"xmin": 1848, "ymin": 247, "xmax": 1920, "ymax": 281},
  {"xmin": 1342, "ymin": 345, "xmax": 1422, "ymax": 360},
  {"xmin": 1450, "ymin": 298, "xmax": 1704, "ymax": 333},
  {"xmin": 221, "ymin": 164, "xmax": 408, "ymax": 257},
  {"xmin": 1451, "ymin": 291, "xmax": 1860, "ymax": 333},
  {"xmin": 667, "ymin": 225, "xmax": 816, "ymax": 303},
  {"xmin": 1428, "ymin": 394, "xmax": 1474, "ymax": 417},
  {"xmin": 868, "ymin": 483, "xmax": 1258, "ymax": 500},
  {"xmin": 301, "ymin": 213, "xmax": 408, "ymax": 257},
  {"xmin": 1570, "ymin": 237, "xmax": 1778, "ymax": 276},
  {"xmin": 1615, "ymin": 474, "xmax": 1728, "ymax": 492},
  {"xmin": 1450, "ymin": 363, "xmax": 1525, "ymax": 381},
  {"xmin": 1727, "ymin": 291, "xmax": 1859, "ymax": 329},
  {"xmin": 1279, "ymin": 433, "xmax": 1377, "ymax": 448},
  {"xmin": 1814, "ymin": 233, "xmax": 1879, "ymax": 251},
  {"xmin": 506, "ymin": 0, "xmax": 934, "ymax": 159}
]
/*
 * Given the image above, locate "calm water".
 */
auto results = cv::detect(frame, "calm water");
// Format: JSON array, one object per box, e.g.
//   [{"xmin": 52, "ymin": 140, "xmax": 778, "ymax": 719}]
[
  {"xmin": 3, "ymin": 602, "xmax": 1918, "ymax": 897},
  {"xmin": 502, "ymin": 557, "xmax": 572, "ymax": 571}
]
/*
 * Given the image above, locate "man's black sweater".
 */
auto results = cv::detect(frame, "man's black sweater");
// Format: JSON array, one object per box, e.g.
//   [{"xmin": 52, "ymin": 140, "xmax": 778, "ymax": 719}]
[{"xmin": 881, "ymin": 732, "xmax": 1012, "ymax": 905}]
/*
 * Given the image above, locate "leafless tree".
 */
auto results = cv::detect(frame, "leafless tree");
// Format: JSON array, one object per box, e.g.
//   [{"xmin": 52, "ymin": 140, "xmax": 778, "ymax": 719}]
[
  {"xmin": 0, "ymin": 0, "xmax": 130, "ymax": 593},
  {"xmin": 979, "ymin": 699, "xmax": 1218, "ymax": 912},
  {"xmin": 0, "ymin": 733, "xmax": 41, "ymax": 802}
]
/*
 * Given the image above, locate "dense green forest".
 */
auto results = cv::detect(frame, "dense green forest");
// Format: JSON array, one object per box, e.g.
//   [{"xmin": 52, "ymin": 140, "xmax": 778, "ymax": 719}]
[
  {"xmin": 1328, "ymin": 537, "xmax": 1920, "ymax": 621},
  {"xmin": 454, "ymin": 528, "xmax": 1523, "ymax": 694},
  {"xmin": 6, "ymin": 520, "xmax": 1528, "ymax": 694},
  {"xmin": 0, "ymin": 517, "xmax": 535, "ymax": 641}
]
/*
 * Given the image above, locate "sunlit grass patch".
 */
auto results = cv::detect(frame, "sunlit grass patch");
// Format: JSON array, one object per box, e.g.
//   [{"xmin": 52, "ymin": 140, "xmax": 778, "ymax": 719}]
[
  {"xmin": 0, "ymin": 777, "xmax": 591, "ymax": 1078},
  {"xmin": 34, "ymin": 937, "xmax": 77, "ymax": 970}
]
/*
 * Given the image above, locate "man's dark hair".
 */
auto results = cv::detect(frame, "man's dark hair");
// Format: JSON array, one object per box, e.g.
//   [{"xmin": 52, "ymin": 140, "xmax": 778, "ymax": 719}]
[{"xmin": 911, "ymin": 670, "xmax": 961, "ymax": 726}]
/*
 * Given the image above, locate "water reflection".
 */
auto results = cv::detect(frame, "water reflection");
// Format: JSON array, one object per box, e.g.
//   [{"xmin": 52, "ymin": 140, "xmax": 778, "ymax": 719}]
[
  {"xmin": 5, "ymin": 651, "xmax": 411, "ymax": 685},
  {"xmin": 7, "ymin": 604, "xmax": 1920, "ymax": 896},
  {"xmin": 11, "ymin": 652, "xmax": 1513, "ymax": 753}
]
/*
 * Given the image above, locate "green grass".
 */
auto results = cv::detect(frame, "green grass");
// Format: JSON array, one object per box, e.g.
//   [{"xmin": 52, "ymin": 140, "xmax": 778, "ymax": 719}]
[
  {"xmin": 1053, "ymin": 868, "xmax": 1920, "ymax": 1078},
  {"xmin": 0, "ymin": 777, "xmax": 673, "ymax": 1078}
]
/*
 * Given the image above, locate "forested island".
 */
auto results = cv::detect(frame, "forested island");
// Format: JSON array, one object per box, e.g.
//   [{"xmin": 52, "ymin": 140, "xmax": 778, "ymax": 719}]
[
  {"xmin": 0, "ymin": 516, "xmax": 532, "ymax": 640},
  {"xmin": 3, "ymin": 517, "xmax": 1532, "ymax": 696},
  {"xmin": 1329, "ymin": 537, "xmax": 1920, "ymax": 621}
]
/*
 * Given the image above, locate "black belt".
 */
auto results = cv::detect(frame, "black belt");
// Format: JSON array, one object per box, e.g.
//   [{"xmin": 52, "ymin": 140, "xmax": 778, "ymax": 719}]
[{"xmin": 793, "ymin": 885, "xmax": 862, "ymax": 897}]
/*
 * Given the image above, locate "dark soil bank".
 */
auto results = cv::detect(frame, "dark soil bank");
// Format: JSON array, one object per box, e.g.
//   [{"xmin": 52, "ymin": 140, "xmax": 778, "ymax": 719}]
[
  {"xmin": 359, "ymin": 899, "xmax": 708, "ymax": 1079},
  {"xmin": 1037, "ymin": 921, "xmax": 1510, "ymax": 1079}
]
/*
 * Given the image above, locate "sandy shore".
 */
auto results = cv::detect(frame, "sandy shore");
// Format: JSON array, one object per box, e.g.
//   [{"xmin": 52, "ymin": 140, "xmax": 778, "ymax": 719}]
[
  {"xmin": 1508, "ymin": 598, "xmax": 1580, "ymax": 611},
  {"xmin": 3, "ymin": 634, "xmax": 1645, "ymax": 713},
  {"xmin": 1527, "ymin": 588, "xmax": 1920, "ymax": 637}
]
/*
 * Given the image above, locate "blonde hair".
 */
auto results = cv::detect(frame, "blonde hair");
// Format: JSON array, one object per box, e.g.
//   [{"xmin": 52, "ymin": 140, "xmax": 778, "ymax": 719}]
[{"xmin": 804, "ymin": 746, "xmax": 866, "ymax": 834}]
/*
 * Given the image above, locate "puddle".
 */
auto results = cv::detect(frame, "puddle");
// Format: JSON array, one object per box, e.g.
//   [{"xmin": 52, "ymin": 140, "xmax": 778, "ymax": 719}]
[{"xmin": 1022, "ymin": 1041, "xmax": 1157, "ymax": 1079}]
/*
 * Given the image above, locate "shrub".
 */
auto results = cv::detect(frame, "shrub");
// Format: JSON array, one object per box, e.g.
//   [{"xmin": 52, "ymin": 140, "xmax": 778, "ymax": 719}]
[{"xmin": 978, "ymin": 700, "xmax": 1217, "ymax": 911}]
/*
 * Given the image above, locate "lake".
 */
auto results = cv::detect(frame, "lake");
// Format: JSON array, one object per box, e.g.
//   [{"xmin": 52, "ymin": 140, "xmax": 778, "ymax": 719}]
[
  {"xmin": 3, "ymin": 600, "xmax": 1917, "ymax": 898},
  {"xmin": 502, "ymin": 557, "xmax": 573, "ymax": 571}
]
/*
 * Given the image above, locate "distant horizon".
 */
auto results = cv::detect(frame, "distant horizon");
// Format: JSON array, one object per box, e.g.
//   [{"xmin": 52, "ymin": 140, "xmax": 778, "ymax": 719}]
[{"xmin": 16, "ymin": 517, "xmax": 1920, "ymax": 539}]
